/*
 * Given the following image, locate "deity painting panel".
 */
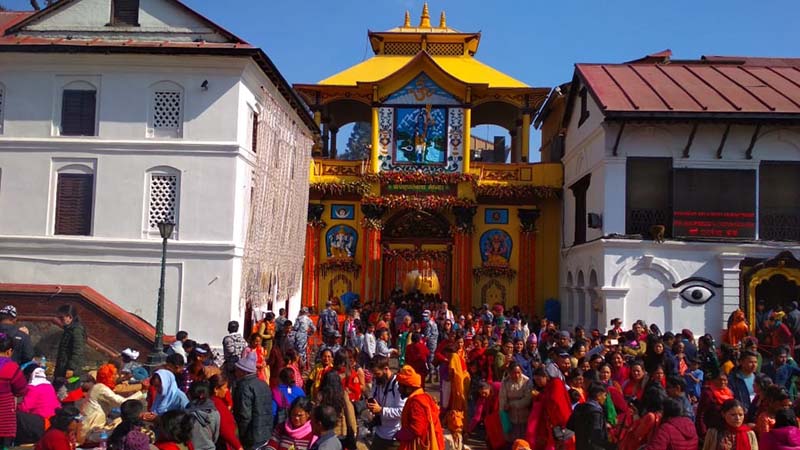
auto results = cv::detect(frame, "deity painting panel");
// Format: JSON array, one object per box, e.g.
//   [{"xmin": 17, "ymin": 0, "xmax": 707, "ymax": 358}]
[
  {"xmin": 384, "ymin": 73, "xmax": 459, "ymax": 105},
  {"xmin": 394, "ymin": 106, "xmax": 447, "ymax": 164},
  {"xmin": 326, "ymin": 225, "xmax": 358, "ymax": 258},
  {"xmin": 480, "ymin": 229, "xmax": 513, "ymax": 267},
  {"xmin": 330, "ymin": 204, "xmax": 355, "ymax": 220},
  {"xmin": 485, "ymin": 208, "xmax": 509, "ymax": 225}
]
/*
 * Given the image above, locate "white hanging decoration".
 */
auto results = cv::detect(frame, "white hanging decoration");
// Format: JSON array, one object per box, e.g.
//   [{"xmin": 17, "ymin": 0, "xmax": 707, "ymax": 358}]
[{"xmin": 240, "ymin": 89, "xmax": 312, "ymax": 309}]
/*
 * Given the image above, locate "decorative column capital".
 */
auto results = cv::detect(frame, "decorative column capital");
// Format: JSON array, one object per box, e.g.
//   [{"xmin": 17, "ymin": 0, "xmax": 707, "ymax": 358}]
[
  {"xmin": 361, "ymin": 203, "xmax": 386, "ymax": 229},
  {"xmin": 518, "ymin": 208, "xmax": 541, "ymax": 233},
  {"xmin": 307, "ymin": 204, "xmax": 326, "ymax": 228},
  {"xmin": 453, "ymin": 205, "xmax": 477, "ymax": 233}
]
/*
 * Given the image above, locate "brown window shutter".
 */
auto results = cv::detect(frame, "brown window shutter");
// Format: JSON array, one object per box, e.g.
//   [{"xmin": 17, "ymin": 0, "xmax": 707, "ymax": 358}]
[
  {"xmin": 112, "ymin": 0, "xmax": 140, "ymax": 26},
  {"xmin": 55, "ymin": 174, "xmax": 94, "ymax": 235},
  {"xmin": 61, "ymin": 90, "xmax": 96, "ymax": 136},
  {"xmin": 251, "ymin": 112, "xmax": 259, "ymax": 153}
]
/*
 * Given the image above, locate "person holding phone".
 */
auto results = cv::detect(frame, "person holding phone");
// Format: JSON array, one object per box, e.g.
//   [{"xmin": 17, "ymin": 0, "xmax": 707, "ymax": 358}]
[{"xmin": 366, "ymin": 356, "xmax": 405, "ymax": 450}]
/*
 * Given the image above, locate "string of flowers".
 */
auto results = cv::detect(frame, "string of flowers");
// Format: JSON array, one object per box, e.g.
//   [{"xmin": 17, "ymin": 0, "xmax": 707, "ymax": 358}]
[
  {"xmin": 310, "ymin": 180, "xmax": 371, "ymax": 197},
  {"xmin": 473, "ymin": 266, "xmax": 517, "ymax": 280},
  {"xmin": 475, "ymin": 184, "xmax": 560, "ymax": 200},
  {"xmin": 361, "ymin": 217, "xmax": 384, "ymax": 230},
  {"xmin": 363, "ymin": 172, "xmax": 476, "ymax": 186},
  {"xmin": 319, "ymin": 259, "xmax": 362, "ymax": 277},
  {"xmin": 307, "ymin": 219, "xmax": 327, "ymax": 229},
  {"xmin": 361, "ymin": 195, "xmax": 476, "ymax": 211},
  {"xmin": 383, "ymin": 248, "xmax": 451, "ymax": 262}
]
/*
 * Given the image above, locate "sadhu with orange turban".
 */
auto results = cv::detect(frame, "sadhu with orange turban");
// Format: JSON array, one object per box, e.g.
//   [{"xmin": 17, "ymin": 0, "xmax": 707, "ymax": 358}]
[{"xmin": 394, "ymin": 365, "xmax": 445, "ymax": 450}]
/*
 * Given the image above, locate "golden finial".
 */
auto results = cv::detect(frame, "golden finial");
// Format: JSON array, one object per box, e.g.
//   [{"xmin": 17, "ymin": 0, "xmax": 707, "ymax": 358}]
[
  {"xmin": 439, "ymin": 11, "xmax": 446, "ymax": 28},
  {"xmin": 403, "ymin": 10, "xmax": 411, "ymax": 28},
  {"xmin": 419, "ymin": 2, "xmax": 431, "ymax": 28}
]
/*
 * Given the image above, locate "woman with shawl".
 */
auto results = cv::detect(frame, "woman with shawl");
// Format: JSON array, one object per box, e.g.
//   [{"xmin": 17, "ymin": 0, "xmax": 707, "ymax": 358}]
[
  {"xmin": 446, "ymin": 335, "xmax": 470, "ymax": 450},
  {"xmin": 19, "ymin": 365, "xmax": 60, "ymax": 421},
  {"xmin": 696, "ymin": 370, "xmax": 734, "ymax": 437},
  {"xmin": 150, "ymin": 369, "xmax": 189, "ymax": 416}
]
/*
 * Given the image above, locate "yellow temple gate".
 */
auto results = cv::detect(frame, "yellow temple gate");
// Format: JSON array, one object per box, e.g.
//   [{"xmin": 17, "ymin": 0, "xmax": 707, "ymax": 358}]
[{"xmin": 294, "ymin": 5, "xmax": 562, "ymax": 315}]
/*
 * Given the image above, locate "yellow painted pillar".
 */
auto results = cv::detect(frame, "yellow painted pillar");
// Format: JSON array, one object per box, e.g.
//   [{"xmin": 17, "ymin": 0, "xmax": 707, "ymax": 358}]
[
  {"xmin": 370, "ymin": 107, "xmax": 380, "ymax": 173},
  {"xmin": 463, "ymin": 107, "xmax": 471, "ymax": 173},
  {"xmin": 313, "ymin": 110, "xmax": 322, "ymax": 127},
  {"xmin": 521, "ymin": 112, "xmax": 531, "ymax": 163}
]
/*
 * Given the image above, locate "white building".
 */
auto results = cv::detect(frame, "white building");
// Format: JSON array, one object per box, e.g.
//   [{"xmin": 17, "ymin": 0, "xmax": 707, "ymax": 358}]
[
  {"xmin": 0, "ymin": 0, "xmax": 315, "ymax": 345},
  {"xmin": 545, "ymin": 51, "xmax": 800, "ymax": 337}
]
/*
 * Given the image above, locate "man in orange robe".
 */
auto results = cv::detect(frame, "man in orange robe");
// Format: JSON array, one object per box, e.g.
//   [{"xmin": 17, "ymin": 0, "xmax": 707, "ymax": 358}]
[{"xmin": 395, "ymin": 365, "xmax": 445, "ymax": 450}]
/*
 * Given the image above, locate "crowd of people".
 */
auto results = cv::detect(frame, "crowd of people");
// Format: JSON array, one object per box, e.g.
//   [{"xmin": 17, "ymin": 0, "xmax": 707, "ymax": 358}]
[{"xmin": 3, "ymin": 295, "xmax": 800, "ymax": 450}]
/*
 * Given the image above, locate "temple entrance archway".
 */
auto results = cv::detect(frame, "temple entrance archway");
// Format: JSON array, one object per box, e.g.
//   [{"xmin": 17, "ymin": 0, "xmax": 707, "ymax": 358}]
[
  {"xmin": 381, "ymin": 209, "xmax": 453, "ymax": 302},
  {"xmin": 743, "ymin": 251, "xmax": 800, "ymax": 327}
]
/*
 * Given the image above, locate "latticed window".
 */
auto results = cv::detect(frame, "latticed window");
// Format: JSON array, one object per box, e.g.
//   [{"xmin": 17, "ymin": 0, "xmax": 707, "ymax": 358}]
[
  {"xmin": 384, "ymin": 42, "xmax": 422, "ymax": 55},
  {"xmin": 427, "ymin": 42, "xmax": 464, "ymax": 56},
  {"xmin": 153, "ymin": 91, "xmax": 182, "ymax": 129},
  {"xmin": 148, "ymin": 174, "xmax": 178, "ymax": 230}
]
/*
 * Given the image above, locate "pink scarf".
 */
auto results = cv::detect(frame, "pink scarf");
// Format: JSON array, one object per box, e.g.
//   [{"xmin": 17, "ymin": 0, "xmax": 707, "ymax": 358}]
[{"xmin": 282, "ymin": 420, "xmax": 317, "ymax": 444}]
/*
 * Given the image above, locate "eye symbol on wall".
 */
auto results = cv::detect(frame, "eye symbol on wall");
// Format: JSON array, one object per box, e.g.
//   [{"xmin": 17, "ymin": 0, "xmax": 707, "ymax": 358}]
[
  {"xmin": 680, "ymin": 285, "xmax": 715, "ymax": 304},
  {"xmin": 673, "ymin": 277, "xmax": 722, "ymax": 305}
]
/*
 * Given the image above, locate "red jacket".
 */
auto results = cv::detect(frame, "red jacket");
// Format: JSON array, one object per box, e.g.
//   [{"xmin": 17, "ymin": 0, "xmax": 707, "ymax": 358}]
[
  {"xmin": 644, "ymin": 416, "xmax": 698, "ymax": 450},
  {"xmin": 35, "ymin": 428, "xmax": 73, "ymax": 450},
  {"xmin": 212, "ymin": 396, "xmax": 242, "ymax": 450}
]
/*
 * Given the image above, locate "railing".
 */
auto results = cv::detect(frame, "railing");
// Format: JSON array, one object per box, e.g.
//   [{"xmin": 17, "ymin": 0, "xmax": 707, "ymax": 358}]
[
  {"xmin": 760, "ymin": 209, "xmax": 800, "ymax": 241},
  {"xmin": 626, "ymin": 208, "xmax": 673, "ymax": 238}
]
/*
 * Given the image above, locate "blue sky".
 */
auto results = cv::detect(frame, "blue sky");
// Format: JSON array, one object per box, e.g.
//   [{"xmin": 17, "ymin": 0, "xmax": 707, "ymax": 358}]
[{"xmin": 5, "ymin": 0, "xmax": 799, "ymax": 154}]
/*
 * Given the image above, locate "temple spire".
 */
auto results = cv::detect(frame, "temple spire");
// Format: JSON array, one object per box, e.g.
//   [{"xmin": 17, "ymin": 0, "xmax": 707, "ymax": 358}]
[
  {"xmin": 403, "ymin": 10, "xmax": 411, "ymax": 28},
  {"xmin": 439, "ymin": 11, "xmax": 446, "ymax": 28},
  {"xmin": 419, "ymin": 2, "xmax": 431, "ymax": 28}
]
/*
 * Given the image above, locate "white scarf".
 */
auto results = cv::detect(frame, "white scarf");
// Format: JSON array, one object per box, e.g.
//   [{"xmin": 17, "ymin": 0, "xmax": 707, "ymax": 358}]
[{"xmin": 30, "ymin": 367, "xmax": 50, "ymax": 387}]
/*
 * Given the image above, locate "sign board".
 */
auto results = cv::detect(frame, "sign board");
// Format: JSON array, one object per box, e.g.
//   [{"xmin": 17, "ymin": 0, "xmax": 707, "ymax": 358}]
[
  {"xmin": 382, "ymin": 183, "xmax": 457, "ymax": 196},
  {"xmin": 672, "ymin": 169, "xmax": 756, "ymax": 239}
]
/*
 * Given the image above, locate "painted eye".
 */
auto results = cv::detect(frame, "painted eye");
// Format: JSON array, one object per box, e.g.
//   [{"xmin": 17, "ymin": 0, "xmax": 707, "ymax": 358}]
[{"xmin": 680, "ymin": 285, "xmax": 715, "ymax": 304}]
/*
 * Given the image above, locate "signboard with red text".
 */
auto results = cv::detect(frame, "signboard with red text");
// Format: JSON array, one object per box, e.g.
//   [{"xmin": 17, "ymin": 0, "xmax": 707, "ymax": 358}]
[{"xmin": 672, "ymin": 169, "xmax": 756, "ymax": 239}]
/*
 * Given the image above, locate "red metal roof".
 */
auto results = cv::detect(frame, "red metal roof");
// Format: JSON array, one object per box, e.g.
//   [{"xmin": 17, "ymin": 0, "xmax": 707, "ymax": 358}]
[{"xmin": 577, "ymin": 54, "xmax": 800, "ymax": 118}]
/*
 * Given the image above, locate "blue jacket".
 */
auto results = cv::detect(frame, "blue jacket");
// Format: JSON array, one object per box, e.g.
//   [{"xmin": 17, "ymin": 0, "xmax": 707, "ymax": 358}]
[{"xmin": 728, "ymin": 369, "xmax": 753, "ymax": 411}]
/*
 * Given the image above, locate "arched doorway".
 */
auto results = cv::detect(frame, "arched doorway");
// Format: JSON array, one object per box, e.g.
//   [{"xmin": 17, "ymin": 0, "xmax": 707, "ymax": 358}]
[
  {"xmin": 381, "ymin": 209, "xmax": 452, "ymax": 302},
  {"xmin": 743, "ymin": 251, "xmax": 800, "ymax": 326},
  {"xmin": 755, "ymin": 274, "xmax": 800, "ymax": 313}
]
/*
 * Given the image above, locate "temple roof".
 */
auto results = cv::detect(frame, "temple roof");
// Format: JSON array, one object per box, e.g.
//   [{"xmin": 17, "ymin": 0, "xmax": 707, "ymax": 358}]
[
  {"xmin": 314, "ymin": 4, "xmax": 527, "ymax": 90},
  {"xmin": 318, "ymin": 54, "xmax": 528, "ymax": 88}
]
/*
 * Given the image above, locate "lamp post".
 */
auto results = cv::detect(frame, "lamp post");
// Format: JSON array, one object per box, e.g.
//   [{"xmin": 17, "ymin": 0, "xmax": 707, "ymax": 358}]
[{"xmin": 147, "ymin": 221, "xmax": 174, "ymax": 367}]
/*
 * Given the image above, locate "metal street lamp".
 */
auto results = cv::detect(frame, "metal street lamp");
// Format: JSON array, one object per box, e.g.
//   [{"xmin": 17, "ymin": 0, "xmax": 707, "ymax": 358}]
[{"xmin": 147, "ymin": 221, "xmax": 174, "ymax": 367}]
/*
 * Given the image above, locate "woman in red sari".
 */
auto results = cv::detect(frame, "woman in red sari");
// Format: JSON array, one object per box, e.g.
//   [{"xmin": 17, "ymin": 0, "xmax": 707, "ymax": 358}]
[
  {"xmin": 524, "ymin": 368, "xmax": 550, "ymax": 446},
  {"xmin": 621, "ymin": 360, "xmax": 647, "ymax": 401},
  {"xmin": 609, "ymin": 351, "xmax": 629, "ymax": 386},
  {"xmin": 533, "ymin": 356, "xmax": 574, "ymax": 450}
]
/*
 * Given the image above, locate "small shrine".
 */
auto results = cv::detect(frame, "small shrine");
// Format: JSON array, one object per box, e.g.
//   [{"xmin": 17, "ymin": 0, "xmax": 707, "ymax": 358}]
[{"xmin": 295, "ymin": 5, "xmax": 563, "ymax": 314}]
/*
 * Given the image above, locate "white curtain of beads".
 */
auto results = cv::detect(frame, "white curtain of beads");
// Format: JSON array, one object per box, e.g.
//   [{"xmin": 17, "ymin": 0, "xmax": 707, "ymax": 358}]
[{"xmin": 240, "ymin": 89, "xmax": 312, "ymax": 310}]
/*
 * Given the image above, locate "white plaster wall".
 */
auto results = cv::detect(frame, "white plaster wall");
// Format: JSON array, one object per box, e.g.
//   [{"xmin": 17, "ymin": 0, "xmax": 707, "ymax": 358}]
[
  {"xmin": 0, "ymin": 50, "xmax": 312, "ymax": 345},
  {"xmin": 564, "ymin": 239, "xmax": 800, "ymax": 337},
  {"xmin": 0, "ymin": 53, "xmax": 244, "ymax": 141},
  {"xmin": 24, "ymin": 0, "xmax": 226, "ymax": 41}
]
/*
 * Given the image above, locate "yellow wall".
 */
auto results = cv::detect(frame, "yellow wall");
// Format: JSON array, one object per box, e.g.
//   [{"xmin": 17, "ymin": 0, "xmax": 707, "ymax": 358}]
[
  {"xmin": 314, "ymin": 198, "xmax": 561, "ymax": 316},
  {"xmin": 317, "ymin": 201, "xmax": 364, "ymax": 306}
]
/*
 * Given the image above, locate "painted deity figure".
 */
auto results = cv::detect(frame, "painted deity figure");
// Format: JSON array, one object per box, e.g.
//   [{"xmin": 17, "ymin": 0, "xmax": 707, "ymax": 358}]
[
  {"xmin": 412, "ymin": 105, "xmax": 436, "ymax": 163},
  {"xmin": 484, "ymin": 233, "xmax": 510, "ymax": 267},
  {"xmin": 330, "ymin": 226, "xmax": 353, "ymax": 258}
]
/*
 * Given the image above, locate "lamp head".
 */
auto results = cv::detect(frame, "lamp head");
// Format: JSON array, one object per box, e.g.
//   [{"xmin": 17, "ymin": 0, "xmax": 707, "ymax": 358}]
[{"xmin": 157, "ymin": 222, "xmax": 175, "ymax": 239}]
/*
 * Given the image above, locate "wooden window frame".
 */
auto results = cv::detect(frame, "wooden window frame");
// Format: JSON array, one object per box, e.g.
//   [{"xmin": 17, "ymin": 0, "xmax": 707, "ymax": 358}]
[
  {"xmin": 54, "ymin": 173, "xmax": 94, "ymax": 236},
  {"xmin": 570, "ymin": 174, "xmax": 591, "ymax": 245},
  {"xmin": 60, "ymin": 89, "xmax": 97, "ymax": 137},
  {"xmin": 110, "ymin": 0, "xmax": 140, "ymax": 26},
  {"xmin": 578, "ymin": 87, "xmax": 590, "ymax": 127}
]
